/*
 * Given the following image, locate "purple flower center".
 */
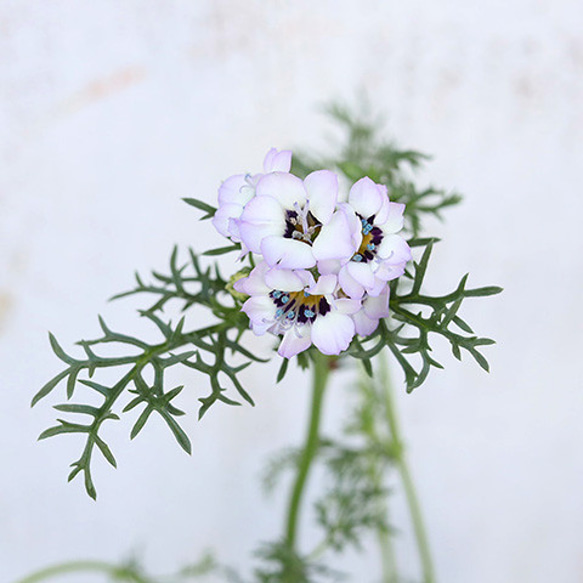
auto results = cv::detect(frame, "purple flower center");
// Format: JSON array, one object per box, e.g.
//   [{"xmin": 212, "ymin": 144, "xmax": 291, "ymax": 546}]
[
  {"xmin": 283, "ymin": 203, "xmax": 322, "ymax": 245},
  {"xmin": 270, "ymin": 289, "xmax": 331, "ymax": 326},
  {"xmin": 353, "ymin": 214, "xmax": 383, "ymax": 263}
]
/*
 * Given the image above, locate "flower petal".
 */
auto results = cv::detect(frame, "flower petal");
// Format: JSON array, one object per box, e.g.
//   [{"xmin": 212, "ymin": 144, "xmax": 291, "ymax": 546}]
[
  {"xmin": 260, "ymin": 236, "xmax": 316, "ymax": 269},
  {"xmin": 347, "ymin": 261, "xmax": 376, "ymax": 289},
  {"xmin": 311, "ymin": 312, "xmax": 355, "ymax": 355},
  {"xmin": 263, "ymin": 148, "xmax": 292, "ymax": 173},
  {"xmin": 317, "ymin": 258, "xmax": 343, "ymax": 275},
  {"xmin": 335, "ymin": 298, "xmax": 362, "ymax": 315},
  {"xmin": 312, "ymin": 211, "xmax": 359, "ymax": 262},
  {"xmin": 373, "ymin": 187, "xmax": 391, "ymax": 224},
  {"xmin": 363, "ymin": 288, "xmax": 390, "ymax": 319},
  {"xmin": 348, "ymin": 177, "xmax": 385, "ymax": 219},
  {"xmin": 304, "ymin": 170, "xmax": 338, "ymax": 224},
  {"xmin": 256, "ymin": 172, "xmax": 307, "ymax": 208},
  {"xmin": 338, "ymin": 203, "xmax": 363, "ymax": 250},
  {"xmin": 338, "ymin": 265, "xmax": 365, "ymax": 299},
  {"xmin": 306, "ymin": 273, "xmax": 337, "ymax": 296},
  {"xmin": 353, "ymin": 310, "xmax": 380, "ymax": 337},
  {"xmin": 264, "ymin": 267, "xmax": 306, "ymax": 291},
  {"xmin": 234, "ymin": 262, "xmax": 271, "ymax": 295},
  {"xmin": 377, "ymin": 234, "xmax": 412, "ymax": 263},
  {"xmin": 380, "ymin": 202, "xmax": 405, "ymax": 233},
  {"xmin": 241, "ymin": 296, "xmax": 275, "ymax": 335},
  {"xmin": 238, "ymin": 195, "xmax": 286, "ymax": 253},
  {"xmin": 375, "ymin": 262, "xmax": 407, "ymax": 282},
  {"xmin": 278, "ymin": 327, "xmax": 312, "ymax": 358},
  {"xmin": 218, "ymin": 174, "xmax": 252, "ymax": 206},
  {"xmin": 212, "ymin": 203, "xmax": 243, "ymax": 239},
  {"xmin": 367, "ymin": 276, "xmax": 389, "ymax": 296}
]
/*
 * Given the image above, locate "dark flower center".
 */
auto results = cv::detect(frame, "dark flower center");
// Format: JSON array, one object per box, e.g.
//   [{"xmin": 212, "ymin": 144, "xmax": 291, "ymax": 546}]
[
  {"xmin": 352, "ymin": 214, "xmax": 383, "ymax": 263},
  {"xmin": 269, "ymin": 289, "xmax": 331, "ymax": 325},
  {"xmin": 283, "ymin": 207, "xmax": 321, "ymax": 245}
]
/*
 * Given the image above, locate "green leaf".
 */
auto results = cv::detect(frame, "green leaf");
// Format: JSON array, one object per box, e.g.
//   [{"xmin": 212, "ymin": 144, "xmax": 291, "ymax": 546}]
[
  {"xmin": 464, "ymin": 285, "xmax": 504, "ymax": 297},
  {"xmin": 78, "ymin": 379, "xmax": 112, "ymax": 396},
  {"xmin": 408, "ymin": 237, "xmax": 440, "ymax": 248},
  {"xmin": 411, "ymin": 241, "xmax": 433, "ymax": 296},
  {"xmin": 161, "ymin": 413, "xmax": 192, "ymax": 455},
  {"xmin": 182, "ymin": 197, "xmax": 217, "ymax": 218},
  {"xmin": 38, "ymin": 423, "xmax": 90, "ymax": 440},
  {"xmin": 469, "ymin": 348, "xmax": 490, "ymax": 372},
  {"xmin": 95, "ymin": 436, "xmax": 117, "ymax": 468},
  {"xmin": 84, "ymin": 469, "xmax": 97, "ymax": 500},
  {"xmin": 66, "ymin": 366, "xmax": 80, "ymax": 399},
  {"xmin": 202, "ymin": 245, "xmax": 240, "ymax": 256},
  {"xmin": 130, "ymin": 407, "xmax": 153, "ymax": 439},
  {"xmin": 53, "ymin": 403, "xmax": 101, "ymax": 417},
  {"xmin": 277, "ymin": 358, "xmax": 289, "ymax": 383},
  {"xmin": 123, "ymin": 395, "xmax": 143, "ymax": 413},
  {"xmin": 32, "ymin": 370, "xmax": 69, "ymax": 406},
  {"xmin": 452, "ymin": 315, "xmax": 474, "ymax": 334},
  {"xmin": 48, "ymin": 333, "xmax": 76, "ymax": 365}
]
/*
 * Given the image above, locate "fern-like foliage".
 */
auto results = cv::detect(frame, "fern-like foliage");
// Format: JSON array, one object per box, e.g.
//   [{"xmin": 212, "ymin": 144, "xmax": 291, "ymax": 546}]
[
  {"xmin": 346, "ymin": 238, "xmax": 502, "ymax": 392},
  {"xmin": 33, "ymin": 103, "xmax": 500, "ymax": 501},
  {"xmin": 32, "ymin": 246, "xmax": 264, "ymax": 499},
  {"xmin": 291, "ymin": 102, "xmax": 462, "ymax": 238}
]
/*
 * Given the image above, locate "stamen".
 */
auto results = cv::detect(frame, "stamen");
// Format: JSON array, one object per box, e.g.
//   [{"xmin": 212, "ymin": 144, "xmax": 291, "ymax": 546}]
[
  {"xmin": 353, "ymin": 213, "xmax": 384, "ymax": 263},
  {"xmin": 269, "ymin": 288, "xmax": 330, "ymax": 328}
]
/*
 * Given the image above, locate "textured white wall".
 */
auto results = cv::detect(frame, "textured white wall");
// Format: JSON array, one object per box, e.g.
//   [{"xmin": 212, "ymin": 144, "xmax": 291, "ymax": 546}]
[{"xmin": 2, "ymin": 1, "xmax": 583, "ymax": 582}]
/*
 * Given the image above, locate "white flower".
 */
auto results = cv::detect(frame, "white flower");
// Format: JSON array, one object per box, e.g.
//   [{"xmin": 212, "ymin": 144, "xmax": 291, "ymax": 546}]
[
  {"xmin": 212, "ymin": 148, "xmax": 292, "ymax": 243},
  {"xmin": 236, "ymin": 170, "xmax": 358, "ymax": 270},
  {"xmin": 352, "ymin": 285, "xmax": 391, "ymax": 337},
  {"xmin": 214, "ymin": 153, "xmax": 413, "ymax": 359},
  {"xmin": 337, "ymin": 177, "xmax": 412, "ymax": 299},
  {"xmin": 234, "ymin": 262, "xmax": 360, "ymax": 358}
]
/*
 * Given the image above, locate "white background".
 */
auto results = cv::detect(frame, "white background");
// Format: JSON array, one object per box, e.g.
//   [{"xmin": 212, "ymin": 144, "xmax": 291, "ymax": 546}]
[{"xmin": 1, "ymin": 2, "xmax": 583, "ymax": 582}]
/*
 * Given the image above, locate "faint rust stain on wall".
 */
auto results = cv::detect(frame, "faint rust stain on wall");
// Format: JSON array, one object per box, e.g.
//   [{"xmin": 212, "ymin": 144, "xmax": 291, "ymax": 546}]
[{"xmin": 61, "ymin": 66, "xmax": 146, "ymax": 115}]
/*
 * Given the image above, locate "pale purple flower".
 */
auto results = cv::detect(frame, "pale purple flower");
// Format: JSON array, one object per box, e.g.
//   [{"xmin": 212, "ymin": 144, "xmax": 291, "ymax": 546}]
[
  {"xmin": 234, "ymin": 262, "xmax": 360, "ymax": 358},
  {"xmin": 214, "ymin": 154, "xmax": 413, "ymax": 358},
  {"xmin": 212, "ymin": 148, "xmax": 292, "ymax": 243},
  {"xmin": 352, "ymin": 285, "xmax": 391, "ymax": 337},
  {"xmin": 337, "ymin": 177, "xmax": 412, "ymax": 299},
  {"xmin": 236, "ymin": 170, "xmax": 358, "ymax": 270}
]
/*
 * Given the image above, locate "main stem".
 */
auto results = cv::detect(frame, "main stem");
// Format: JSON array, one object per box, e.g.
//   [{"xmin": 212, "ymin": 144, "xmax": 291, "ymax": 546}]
[
  {"xmin": 380, "ymin": 357, "xmax": 436, "ymax": 583},
  {"xmin": 373, "ymin": 471, "xmax": 399, "ymax": 583},
  {"xmin": 284, "ymin": 353, "xmax": 331, "ymax": 551}
]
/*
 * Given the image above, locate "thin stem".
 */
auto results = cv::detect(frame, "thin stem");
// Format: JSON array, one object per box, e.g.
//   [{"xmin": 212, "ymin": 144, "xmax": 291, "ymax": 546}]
[
  {"xmin": 379, "ymin": 355, "xmax": 436, "ymax": 583},
  {"xmin": 14, "ymin": 560, "xmax": 149, "ymax": 583},
  {"xmin": 358, "ymin": 365, "xmax": 399, "ymax": 583},
  {"xmin": 374, "ymin": 474, "xmax": 399, "ymax": 583},
  {"xmin": 284, "ymin": 352, "xmax": 331, "ymax": 551}
]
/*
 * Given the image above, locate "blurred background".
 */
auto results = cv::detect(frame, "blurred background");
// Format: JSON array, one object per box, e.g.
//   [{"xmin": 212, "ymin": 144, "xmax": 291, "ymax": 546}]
[{"xmin": 1, "ymin": 1, "xmax": 583, "ymax": 581}]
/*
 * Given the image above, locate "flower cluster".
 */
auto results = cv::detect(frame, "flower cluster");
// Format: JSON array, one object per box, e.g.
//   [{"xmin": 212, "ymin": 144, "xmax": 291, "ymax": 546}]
[{"xmin": 213, "ymin": 149, "xmax": 412, "ymax": 358}]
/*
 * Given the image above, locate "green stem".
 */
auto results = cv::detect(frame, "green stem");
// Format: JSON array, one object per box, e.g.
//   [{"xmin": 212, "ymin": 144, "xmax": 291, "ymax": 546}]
[
  {"xmin": 359, "ymin": 364, "xmax": 399, "ymax": 583},
  {"xmin": 284, "ymin": 353, "xmax": 331, "ymax": 551},
  {"xmin": 380, "ymin": 356, "xmax": 436, "ymax": 583},
  {"xmin": 14, "ymin": 560, "xmax": 148, "ymax": 583},
  {"xmin": 376, "ymin": 502, "xmax": 399, "ymax": 583}
]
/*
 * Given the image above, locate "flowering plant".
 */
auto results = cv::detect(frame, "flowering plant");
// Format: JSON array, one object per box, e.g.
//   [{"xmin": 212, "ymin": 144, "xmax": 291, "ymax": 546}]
[{"xmin": 24, "ymin": 106, "xmax": 501, "ymax": 583}]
